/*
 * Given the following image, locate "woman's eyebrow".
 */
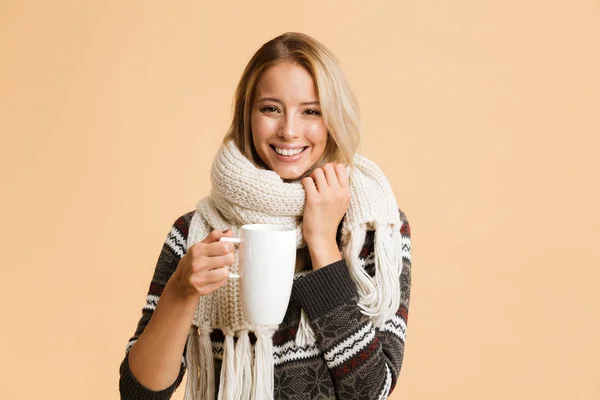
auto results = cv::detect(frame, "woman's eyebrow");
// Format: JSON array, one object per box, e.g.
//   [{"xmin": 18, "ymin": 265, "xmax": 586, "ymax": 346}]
[
  {"xmin": 256, "ymin": 97, "xmax": 283, "ymax": 104},
  {"xmin": 257, "ymin": 97, "xmax": 320, "ymax": 107}
]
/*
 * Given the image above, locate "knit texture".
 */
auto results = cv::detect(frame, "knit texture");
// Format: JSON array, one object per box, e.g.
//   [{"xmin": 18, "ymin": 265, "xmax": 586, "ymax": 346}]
[
  {"xmin": 119, "ymin": 209, "xmax": 411, "ymax": 399},
  {"xmin": 182, "ymin": 141, "xmax": 406, "ymax": 399}
]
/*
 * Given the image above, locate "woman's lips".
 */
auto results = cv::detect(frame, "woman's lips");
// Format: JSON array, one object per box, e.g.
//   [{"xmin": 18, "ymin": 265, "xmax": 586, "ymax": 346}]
[{"xmin": 271, "ymin": 146, "xmax": 307, "ymax": 163}]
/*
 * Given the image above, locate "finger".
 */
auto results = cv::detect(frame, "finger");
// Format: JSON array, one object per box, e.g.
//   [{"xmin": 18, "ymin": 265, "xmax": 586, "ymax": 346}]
[
  {"xmin": 310, "ymin": 168, "xmax": 328, "ymax": 192},
  {"xmin": 200, "ymin": 229, "xmax": 233, "ymax": 244},
  {"xmin": 206, "ymin": 240, "xmax": 237, "ymax": 257},
  {"xmin": 301, "ymin": 176, "xmax": 318, "ymax": 199},
  {"xmin": 188, "ymin": 239, "xmax": 235, "ymax": 259},
  {"xmin": 195, "ymin": 252, "xmax": 236, "ymax": 271},
  {"xmin": 322, "ymin": 163, "xmax": 340, "ymax": 188},
  {"xmin": 197, "ymin": 278, "xmax": 228, "ymax": 296},
  {"xmin": 334, "ymin": 163, "xmax": 349, "ymax": 189},
  {"xmin": 197, "ymin": 266, "xmax": 230, "ymax": 285}
]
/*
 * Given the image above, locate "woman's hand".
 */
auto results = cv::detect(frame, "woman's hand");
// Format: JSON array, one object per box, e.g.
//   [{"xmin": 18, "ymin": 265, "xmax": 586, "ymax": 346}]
[
  {"xmin": 167, "ymin": 229, "xmax": 235, "ymax": 299},
  {"xmin": 301, "ymin": 163, "xmax": 351, "ymax": 269}
]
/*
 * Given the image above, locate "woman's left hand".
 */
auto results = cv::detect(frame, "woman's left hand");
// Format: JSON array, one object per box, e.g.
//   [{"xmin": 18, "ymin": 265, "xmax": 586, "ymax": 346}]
[{"xmin": 301, "ymin": 163, "xmax": 351, "ymax": 269}]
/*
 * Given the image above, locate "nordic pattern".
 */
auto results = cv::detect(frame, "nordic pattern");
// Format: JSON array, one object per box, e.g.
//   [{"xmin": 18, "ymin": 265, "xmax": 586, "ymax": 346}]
[{"xmin": 119, "ymin": 209, "xmax": 411, "ymax": 399}]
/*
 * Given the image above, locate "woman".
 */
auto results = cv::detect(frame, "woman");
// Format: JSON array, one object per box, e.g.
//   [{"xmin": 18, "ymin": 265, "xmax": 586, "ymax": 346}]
[{"xmin": 120, "ymin": 32, "xmax": 412, "ymax": 400}]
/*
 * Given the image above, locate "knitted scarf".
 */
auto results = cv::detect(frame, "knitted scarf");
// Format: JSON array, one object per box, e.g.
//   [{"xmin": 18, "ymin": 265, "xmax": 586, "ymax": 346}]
[{"xmin": 183, "ymin": 140, "xmax": 404, "ymax": 400}]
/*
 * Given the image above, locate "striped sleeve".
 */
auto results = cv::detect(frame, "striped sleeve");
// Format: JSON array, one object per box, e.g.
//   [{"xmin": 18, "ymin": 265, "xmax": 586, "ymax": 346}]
[
  {"xmin": 293, "ymin": 209, "xmax": 412, "ymax": 399},
  {"xmin": 119, "ymin": 211, "xmax": 194, "ymax": 400}
]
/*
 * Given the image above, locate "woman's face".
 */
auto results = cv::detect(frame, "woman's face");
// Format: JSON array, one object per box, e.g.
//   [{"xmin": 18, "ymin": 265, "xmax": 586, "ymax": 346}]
[{"xmin": 251, "ymin": 62, "xmax": 328, "ymax": 180}]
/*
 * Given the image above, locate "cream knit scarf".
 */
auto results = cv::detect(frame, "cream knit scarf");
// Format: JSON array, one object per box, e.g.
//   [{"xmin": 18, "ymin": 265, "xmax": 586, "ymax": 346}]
[{"xmin": 183, "ymin": 140, "xmax": 404, "ymax": 400}]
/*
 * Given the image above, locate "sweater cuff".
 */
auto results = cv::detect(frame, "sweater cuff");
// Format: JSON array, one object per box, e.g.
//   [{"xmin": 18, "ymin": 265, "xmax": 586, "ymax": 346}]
[
  {"xmin": 292, "ymin": 259, "xmax": 358, "ymax": 320},
  {"xmin": 119, "ymin": 352, "xmax": 185, "ymax": 400}
]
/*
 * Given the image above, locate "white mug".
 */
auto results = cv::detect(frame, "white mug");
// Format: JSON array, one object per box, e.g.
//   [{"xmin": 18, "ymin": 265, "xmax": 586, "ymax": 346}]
[{"xmin": 220, "ymin": 224, "xmax": 296, "ymax": 325}]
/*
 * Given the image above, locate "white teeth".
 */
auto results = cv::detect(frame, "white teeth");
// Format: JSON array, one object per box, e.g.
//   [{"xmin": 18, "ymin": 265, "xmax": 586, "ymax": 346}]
[{"xmin": 275, "ymin": 147, "xmax": 304, "ymax": 156}]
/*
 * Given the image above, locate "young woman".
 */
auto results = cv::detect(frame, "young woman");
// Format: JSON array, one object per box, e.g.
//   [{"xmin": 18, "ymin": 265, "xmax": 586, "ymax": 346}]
[{"xmin": 120, "ymin": 32, "xmax": 412, "ymax": 400}]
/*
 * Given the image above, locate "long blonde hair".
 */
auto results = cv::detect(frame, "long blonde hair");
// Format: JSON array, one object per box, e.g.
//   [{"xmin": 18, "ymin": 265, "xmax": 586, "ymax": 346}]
[{"xmin": 224, "ymin": 32, "xmax": 360, "ymax": 174}]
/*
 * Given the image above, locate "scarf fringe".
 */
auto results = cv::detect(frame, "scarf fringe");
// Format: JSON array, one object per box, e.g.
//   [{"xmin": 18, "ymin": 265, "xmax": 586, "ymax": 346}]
[
  {"xmin": 233, "ymin": 329, "xmax": 253, "ymax": 400},
  {"xmin": 218, "ymin": 328, "xmax": 236, "ymax": 400},
  {"xmin": 295, "ymin": 309, "xmax": 316, "ymax": 346},
  {"xmin": 251, "ymin": 326, "xmax": 276, "ymax": 400},
  {"xmin": 343, "ymin": 222, "xmax": 403, "ymax": 328},
  {"xmin": 184, "ymin": 326, "xmax": 199, "ymax": 399},
  {"xmin": 192, "ymin": 324, "xmax": 215, "ymax": 400},
  {"xmin": 344, "ymin": 224, "xmax": 379, "ymax": 316},
  {"xmin": 184, "ymin": 325, "xmax": 214, "ymax": 400}
]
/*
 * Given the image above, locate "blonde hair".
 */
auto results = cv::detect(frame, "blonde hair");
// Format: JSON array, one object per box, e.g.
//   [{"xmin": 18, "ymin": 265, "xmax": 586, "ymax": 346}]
[{"xmin": 224, "ymin": 32, "xmax": 360, "ymax": 173}]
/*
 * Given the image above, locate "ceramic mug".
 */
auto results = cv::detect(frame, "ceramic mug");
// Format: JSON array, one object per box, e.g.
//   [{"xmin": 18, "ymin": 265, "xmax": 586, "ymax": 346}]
[{"xmin": 220, "ymin": 224, "xmax": 296, "ymax": 325}]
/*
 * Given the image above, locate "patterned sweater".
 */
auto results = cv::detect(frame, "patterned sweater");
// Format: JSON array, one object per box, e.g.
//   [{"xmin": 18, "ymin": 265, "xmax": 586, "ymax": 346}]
[{"xmin": 120, "ymin": 210, "xmax": 412, "ymax": 399}]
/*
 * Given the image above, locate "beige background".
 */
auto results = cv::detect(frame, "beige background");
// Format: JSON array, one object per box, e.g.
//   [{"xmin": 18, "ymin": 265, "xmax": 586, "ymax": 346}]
[{"xmin": 1, "ymin": 0, "xmax": 599, "ymax": 399}]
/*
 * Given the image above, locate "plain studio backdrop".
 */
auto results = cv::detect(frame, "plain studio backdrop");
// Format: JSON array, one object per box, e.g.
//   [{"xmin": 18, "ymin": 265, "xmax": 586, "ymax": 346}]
[{"xmin": 1, "ymin": 1, "xmax": 599, "ymax": 399}]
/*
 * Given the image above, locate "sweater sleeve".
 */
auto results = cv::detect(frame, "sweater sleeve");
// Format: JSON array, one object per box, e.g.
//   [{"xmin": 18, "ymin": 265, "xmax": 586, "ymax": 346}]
[
  {"xmin": 292, "ymin": 210, "xmax": 412, "ymax": 400},
  {"xmin": 119, "ymin": 212, "xmax": 194, "ymax": 400}
]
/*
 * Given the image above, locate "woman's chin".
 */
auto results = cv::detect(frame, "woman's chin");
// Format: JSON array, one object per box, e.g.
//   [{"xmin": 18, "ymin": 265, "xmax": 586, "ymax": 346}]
[{"xmin": 272, "ymin": 165, "xmax": 306, "ymax": 181}]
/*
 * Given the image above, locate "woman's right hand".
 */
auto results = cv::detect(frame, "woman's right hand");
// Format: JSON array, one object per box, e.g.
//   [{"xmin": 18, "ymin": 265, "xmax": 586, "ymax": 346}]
[{"xmin": 167, "ymin": 229, "xmax": 235, "ymax": 299}]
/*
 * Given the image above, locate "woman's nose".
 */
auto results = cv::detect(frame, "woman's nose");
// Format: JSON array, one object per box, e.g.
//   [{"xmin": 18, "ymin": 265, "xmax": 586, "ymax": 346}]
[{"xmin": 278, "ymin": 114, "xmax": 300, "ymax": 139}]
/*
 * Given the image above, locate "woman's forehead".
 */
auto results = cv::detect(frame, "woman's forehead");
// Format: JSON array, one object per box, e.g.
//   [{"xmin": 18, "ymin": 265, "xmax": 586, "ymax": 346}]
[{"xmin": 255, "ymin": 67, "xmax": 319, "ymax": 107}]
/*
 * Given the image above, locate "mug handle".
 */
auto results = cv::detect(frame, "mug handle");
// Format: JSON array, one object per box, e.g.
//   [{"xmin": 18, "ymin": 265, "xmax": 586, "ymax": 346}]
[{"xmin": 220, "ymin": 237, "xmax": 241, "ymax": 279}]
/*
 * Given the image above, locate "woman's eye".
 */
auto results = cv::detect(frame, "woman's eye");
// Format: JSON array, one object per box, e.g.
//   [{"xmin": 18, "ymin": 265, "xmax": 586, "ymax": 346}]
[
  {"xmin": 261, "ymin": 106, "xmax": 279, "ymax": 113},
  {"xmin": 304, "ymin": 109, "xmax": 321, "ymax": 116}
]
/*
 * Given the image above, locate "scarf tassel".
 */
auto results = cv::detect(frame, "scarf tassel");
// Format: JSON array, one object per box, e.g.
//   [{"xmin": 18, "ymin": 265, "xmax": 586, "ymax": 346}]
[
  {"xmin": 344, "ymin": 224, "xmax": 379, "ymax": 317},
  {"xmin": 184, "ymin": 326, "xmax": 199, "ymax": 398},
  {"xmin": 217, "ymin": 328, "xmax": 236, "ymax": 399},
  {"xmin": 233, "ymin": 329, "xmax": 253, "ymax": 400},
  {"xmin": 251, "ymin": 326, "xmax": 276, "ymax": 400},
  {"xmin": 183, "ymin": 324, "xmax": 215, "ymax": 400},
  {"xmin": 295, "ymin": 309, "xmax": 316, "ymax": 347}
]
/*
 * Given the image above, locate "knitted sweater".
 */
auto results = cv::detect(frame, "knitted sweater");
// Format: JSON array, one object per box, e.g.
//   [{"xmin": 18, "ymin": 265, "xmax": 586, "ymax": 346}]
[{"xmin": 120, "ymin": 210, "xmax": 412, "ymax": 400}]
